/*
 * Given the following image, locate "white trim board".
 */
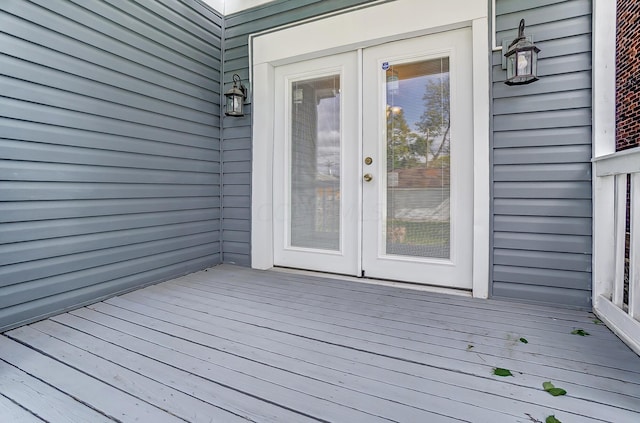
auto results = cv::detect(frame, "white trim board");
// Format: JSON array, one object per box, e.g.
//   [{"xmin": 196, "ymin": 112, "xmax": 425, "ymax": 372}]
[
  {"xmin": 200, "ymin": 0, "xmax": 276, "ymax": 15},
  {"xmin": 592, "ymin": 0, "xmax": 617, "ymax": 159},
  {"xmin": 250, "ymin": 0, "xmax": 490, "ymax": 298}
]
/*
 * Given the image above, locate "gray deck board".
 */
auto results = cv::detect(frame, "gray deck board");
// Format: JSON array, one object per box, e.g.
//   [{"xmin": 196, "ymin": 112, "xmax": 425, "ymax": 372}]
[
  {"xmin": 6, "ymin": 325, "xmax": 246, "ymax": 423},
  {"xmin": 54, "ymin": 307, "xmax": 457, "ymax": 423},
  {"xmin": 0, "ymin": 337, "xmax": 184, "ymax": 423},
  {"xmin": 2, "ymin": 264, "xmax": 639, "ymax": 423},
  {"xmin": 91, "ymin": 295, "xmax": 638, "ymax": 422},
  {"xmin": 138, "ymin": 282, "xmax": 637, "ymax": 387},
  {"xmin": 0, "ymin": 394, "xmax": 43, "ymax": 423},
  {"xmin": 0, "ymin": 360, "xmax": 112, "ymax": 423},
  {"xmin": 75, "ymin": 301, "xmax": 532, "ymax": 422},
  {"xmin": 165, "ymin": 273, "xmax": 636, "ymax": 362},
  {"xmin": 118, "ymin": 284, "xmax": 640, "ymax": 416}
]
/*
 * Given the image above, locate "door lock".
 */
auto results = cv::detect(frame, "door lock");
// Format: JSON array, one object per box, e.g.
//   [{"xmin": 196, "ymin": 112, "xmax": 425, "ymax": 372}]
[
  {"xmin": 363, "ymin": 173, "xmax": 373, "ymax": 182},
  {"xmin": 364, "ymin": 157, "xmax": 373, "ymax": 165}
]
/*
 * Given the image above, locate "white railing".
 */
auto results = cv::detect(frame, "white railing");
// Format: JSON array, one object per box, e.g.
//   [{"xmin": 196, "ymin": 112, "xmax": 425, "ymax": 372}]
[{"xmin": 593, "ymin": 148, "xmax": 640, "ymax": 355}]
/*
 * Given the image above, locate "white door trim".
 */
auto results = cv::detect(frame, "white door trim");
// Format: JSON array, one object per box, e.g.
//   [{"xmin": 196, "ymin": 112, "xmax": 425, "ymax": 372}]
[{"xmin": 250, "ymin": 0, "xmax": 489, "ymax": 298}]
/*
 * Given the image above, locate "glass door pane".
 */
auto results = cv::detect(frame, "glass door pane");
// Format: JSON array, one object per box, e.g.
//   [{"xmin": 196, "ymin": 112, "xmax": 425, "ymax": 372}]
[
  {"xmin": 385, "ymin": 58, "xmax": 450, "ymax": 259},
  {"xmin": 290, "ymin": 75, "xmax": 341, "ymax": 251}
]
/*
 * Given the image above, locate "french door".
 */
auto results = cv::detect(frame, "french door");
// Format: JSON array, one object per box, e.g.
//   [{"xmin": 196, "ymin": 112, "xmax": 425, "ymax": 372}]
[{"xmin": 273, "ymin": 28, "xmax": 473, "ymax": 289}]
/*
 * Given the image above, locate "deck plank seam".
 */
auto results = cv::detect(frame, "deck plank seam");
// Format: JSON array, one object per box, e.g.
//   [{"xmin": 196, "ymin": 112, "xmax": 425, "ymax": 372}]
[
  {"xmin": 0, "ymin": 389, "xmax": 48, "ymax": 423},
  {"xmin": 0, "ymin": 340, "xmax": 124, "ymax": 423}
]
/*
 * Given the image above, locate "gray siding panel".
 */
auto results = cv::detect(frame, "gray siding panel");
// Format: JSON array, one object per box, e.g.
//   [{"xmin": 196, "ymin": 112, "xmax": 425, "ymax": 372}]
[
  {"xmin": 493, "ymin": 249, "xmax": 591, "ymax": 273},
  {"xmin": 494, "ymin": 198, "xmax": 591, "ymax": 217},
  {"xmin": 492, "ymin": 282, "xmax": 591, "ymax": 310},
  {"xmin": 493, "ymin": 215, "xmax": 592, "ymax": 235},
  {"xmin": 221, "ymin": 0, "xmax": 376, "ymax": 265},
  {"xmin": 0, "ymin": 0, "xmax": 223, "ymax": 331},
  {"xmin": 491, "ymin": 0, "xmax": 592, "ymax": 308}
]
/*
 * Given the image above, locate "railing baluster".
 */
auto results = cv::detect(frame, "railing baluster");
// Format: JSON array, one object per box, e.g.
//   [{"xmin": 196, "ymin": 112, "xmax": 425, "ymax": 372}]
[
  {"xmin": 630, "ymin": 173, "xmax": 640, "ymax": 320},
  {"xmin": 613, "ymin": 174, "xmax": 628, "ymax": 308}
]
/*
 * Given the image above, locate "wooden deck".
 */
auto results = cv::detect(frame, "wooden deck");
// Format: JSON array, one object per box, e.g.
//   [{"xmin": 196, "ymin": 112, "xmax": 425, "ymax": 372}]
[{"xmin": 1, "ymin": 265, "xmax": 639, "ymax": 423}]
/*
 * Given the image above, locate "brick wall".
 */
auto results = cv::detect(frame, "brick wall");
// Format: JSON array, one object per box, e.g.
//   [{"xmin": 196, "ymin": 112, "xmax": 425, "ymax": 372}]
[{"xmin": 616, "ymin": 0, "xmax": 640, "ymax": 151}]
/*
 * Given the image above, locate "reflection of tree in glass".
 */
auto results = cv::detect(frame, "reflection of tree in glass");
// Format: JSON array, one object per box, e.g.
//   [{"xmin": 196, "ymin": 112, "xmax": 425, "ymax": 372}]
[
  {"xmin": 386, "ymin": 106, "xmax": 426, "ymax": 170},
  {"xmin": 417, "ymin": 74, "xmax": 450, "ymax": 161}
]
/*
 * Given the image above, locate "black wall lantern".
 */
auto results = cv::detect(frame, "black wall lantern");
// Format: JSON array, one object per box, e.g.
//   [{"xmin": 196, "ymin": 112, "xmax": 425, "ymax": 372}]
[
  {"xmin": 504, "ymin": 19, "xmax": 540, "ymax": 86},
  {"xmin": 224, "ymin": 74, "xmax": 248, "ymax": 117}
]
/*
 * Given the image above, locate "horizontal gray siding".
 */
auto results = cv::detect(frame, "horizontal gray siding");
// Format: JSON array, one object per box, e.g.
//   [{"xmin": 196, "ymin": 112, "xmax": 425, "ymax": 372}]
[
  {"xmin": 0, "ymin": 0, "xmax": 223, "ymax": 330},
  {"xmin": 491, "ymin": 0, "xmax": 592, "ymax": 308},
  {"xmin": 221, "ymin": 0, "xmax": 377, "ymax": 266}
]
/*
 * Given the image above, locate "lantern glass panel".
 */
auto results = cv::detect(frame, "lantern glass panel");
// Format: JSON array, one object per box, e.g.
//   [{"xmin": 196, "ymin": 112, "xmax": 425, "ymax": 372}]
[
  {"xmin": 507, "ymin": 53, "xmax": 516, "ymax": 80},
  {"xmin": 516, "ymin": 51, "xmax": 532, "ymax": 76},
  {"xmin": 226, "ymin": 92, "xmax": 244, "ymax": 116},
  {"xmin": 531, "ymin": 49, "xmax": 538, "ymax": 77}
]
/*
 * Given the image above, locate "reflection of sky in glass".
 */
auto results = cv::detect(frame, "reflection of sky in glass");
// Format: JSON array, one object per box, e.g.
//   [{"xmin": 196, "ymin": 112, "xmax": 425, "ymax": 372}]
[{"xmin": 388, "ymin": 74, "xmax": 446, "ymax": 132}]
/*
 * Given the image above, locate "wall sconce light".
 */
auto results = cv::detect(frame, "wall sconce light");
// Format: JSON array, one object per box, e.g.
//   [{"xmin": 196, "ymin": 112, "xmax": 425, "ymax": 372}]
[
  {"xmin": 504, "ymin": 19, "xmax": 540, "ymax": 86},
  {"xmin": 224, "ymin": 74, "xmax": 248, "ymax": 117}
]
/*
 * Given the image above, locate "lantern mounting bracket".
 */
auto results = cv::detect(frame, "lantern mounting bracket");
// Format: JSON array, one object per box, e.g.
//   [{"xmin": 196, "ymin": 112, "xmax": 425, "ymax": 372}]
[{"xmin": 508, "ymin": 19, "xmax": 527, "ymax": 50}]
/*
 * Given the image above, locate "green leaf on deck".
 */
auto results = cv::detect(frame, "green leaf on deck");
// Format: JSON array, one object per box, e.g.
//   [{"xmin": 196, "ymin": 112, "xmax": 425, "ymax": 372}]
[
  {"xmin": 493, "ymin": 368, "xmax": 513, "ymax": 377},
  {"xmin": 519, "ymin": 337, "xmax": 528, "ymax": 344},
  {"xmin": 542, "ymin": 381, "xmax": 567, "ymax": 396},
  {"xmin": 593, "ymin": 319, "xmax": 602, "ymax": 325},
  {"xmin": 546, "ymin": 415, "xmax": 562, "ymax": 423},
  {"xmin": 547, "ymin": 388, "xmax": 567, "ymax": 396},
  {"xmin": 466, "ymin": 344, "xmax": 474, "ymax": 350},
  {"xmin": 571, "ymin": 329, "xmax": 590, "ymax": 336}
]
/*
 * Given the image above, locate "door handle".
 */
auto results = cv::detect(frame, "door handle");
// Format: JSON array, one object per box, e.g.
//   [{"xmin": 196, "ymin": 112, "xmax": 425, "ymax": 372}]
[{"xmin": 363, "ymin": 173, "xmax": 373, "ymax": 182}]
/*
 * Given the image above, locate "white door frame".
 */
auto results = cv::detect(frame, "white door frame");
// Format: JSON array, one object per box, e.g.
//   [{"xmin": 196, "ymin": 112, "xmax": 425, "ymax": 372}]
[
  {"xmin": 250, "ymin": 0, "xmax": 490, "ymax": 298},
  {"xmin": 272, "ymin": 52, "xmax": 361, "ymax": 276}
]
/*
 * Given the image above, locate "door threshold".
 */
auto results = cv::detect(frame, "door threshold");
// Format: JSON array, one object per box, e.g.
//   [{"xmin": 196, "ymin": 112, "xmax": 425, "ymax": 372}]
[{"xmin": 272, "ymin": 266, "xmax": 472, "ymax": 297}]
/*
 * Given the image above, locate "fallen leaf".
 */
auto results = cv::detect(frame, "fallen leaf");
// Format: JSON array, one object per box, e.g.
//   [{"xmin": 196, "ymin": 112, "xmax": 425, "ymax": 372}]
[
  {"xmin": 493, "ymin": 368, "xmax": 513, "ymax": 377},
  {"xmin": 546, "ymin": 416, "xmax": 562, "ymax": 423},
  {"xmin": 547, "ymin": 388, "xmax": 567, "ymax": 396},
  {"xmin": 519, "ymin": 337, "xmax": 529, "ymax": 344},
  {"xmin": 542, "ymin": 381, "xmax": 567, "ymax": 396},
  {"xmin": 571, "ymin": 329, "xmax": 590, "ymax": 336}
]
